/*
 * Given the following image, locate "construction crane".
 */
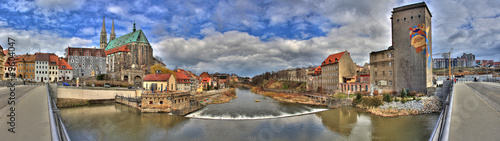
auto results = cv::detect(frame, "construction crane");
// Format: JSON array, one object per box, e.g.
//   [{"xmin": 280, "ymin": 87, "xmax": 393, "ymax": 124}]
[{"xmin": 433, "ymin": 48, "xmax": 453, "ymax": 79}]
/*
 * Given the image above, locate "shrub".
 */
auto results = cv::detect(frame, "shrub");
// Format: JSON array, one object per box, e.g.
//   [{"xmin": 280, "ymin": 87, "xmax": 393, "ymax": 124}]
[
  {"xmin": 412, "ymin": 96, "xmax": 416, "ymax": 101},
  {"xmin": 401, "ymin": 98, "xmax": 407, "ymax": 104},
  {"xmin": 356, "ymin": 93, "xmax": 363, "ymax": 100},
  {"xmin": 408, "ymin": 91, "xmax": 417, "ymax": 97},
  {"xmin": 383, "ymin": 94, "xmax": 393, "ymax": 102},
  {"xmin": 96, "ymin": 74, "xmax": 106, "ymax": 80},
  {"xmin": 361, "ymin": 96, "xmax": 383, "ymax": 107},
  {"xmin": 394, "ymin": 97, "xmax": 400, "ymax": 102},
  {"xmin": 400, "ymin": 88, "xmax": 407, "ymax": 98},
  {"xmin": 417, "ymin": 98, "xmax": 422, "ymax": 101}
]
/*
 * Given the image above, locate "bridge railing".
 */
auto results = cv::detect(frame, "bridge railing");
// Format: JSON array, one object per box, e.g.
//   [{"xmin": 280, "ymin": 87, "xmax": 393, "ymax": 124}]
[
  {"xmin": 429, "ymin": 81, "xmax": 455, "ymax": 141},
  {"xmin": 47, "ymin": 84, "xmax": 71, "ymax": 141}
]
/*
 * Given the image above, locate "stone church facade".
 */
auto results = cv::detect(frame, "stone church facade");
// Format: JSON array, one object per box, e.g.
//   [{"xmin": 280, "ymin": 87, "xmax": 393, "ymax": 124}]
[{"xmin": 100, "ymin": 17, "xmax": 158, "ymax": 85}]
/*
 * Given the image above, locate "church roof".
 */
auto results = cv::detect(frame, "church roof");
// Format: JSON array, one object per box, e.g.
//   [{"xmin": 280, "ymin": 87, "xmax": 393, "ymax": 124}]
[{"xmin": 105, "ymin": 29, "xmax": 150, "ymax": 51}]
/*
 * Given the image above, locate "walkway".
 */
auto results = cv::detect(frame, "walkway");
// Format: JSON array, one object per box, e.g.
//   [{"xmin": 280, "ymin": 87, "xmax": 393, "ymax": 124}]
[
  {"xmin": 0, "ymin": 86, "xmax": 52, "ymax": 141},
  {"xmin": 449, "ymin": 82, "xmax": 500, "ymax": 141}
]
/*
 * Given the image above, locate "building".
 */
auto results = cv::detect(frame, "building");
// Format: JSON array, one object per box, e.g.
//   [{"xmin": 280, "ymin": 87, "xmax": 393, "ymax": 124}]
[
  {"xmin": 66, "ymin": 47, "xmax": 106, "ymax": 78},
  {"xmin": 16, "ymin": 54, "xmax": 36, "ymax": 81},
  {"xmin": 35, "ymin": 53, "xmax": 51, "ymax": 82},
  {"xmin": 460, "ymin": 53, "xmax": 475, "ymax": 67},
  {"xmin": 320, "ymin": 51, "xmax": 356, "ymax": 93},
  {"xmin": 370, "ymin": 46, "xmax": 395, "ymax": 93},
  {"xmin": 48, "ymin": 54, "xmax": 59, "ymax": 82},
  {"xmin": 434, "ymin": 58, "xmax": 467, "ymax": 69},
  {"xmin": 58, "ymin": 58, "xmax": 73, "ymax": 81},
  {"xmin": 143, "ymin": 73, "xmax": 177, "ymax": 92},
  {"xmin": 175, "ymin": 71, "xmax": 191, "ymax": 92},
  {"xmin": 392, "ymin": 2, "xmax": 433, "ymax": 92},
  {"xmin": 476, "ymin": 60, "xmax": 494, "ymax": 67},
  {"xmin": 3, "ymin": 50, "xmax": 18, "ymax": 80},
  {"xmin": 340, "ymin": 74, "xmax": 370, "ymax": 94},
  {"xmin": 0, "ymin": 46, "xmax": 5, "ymax": 80},
  {"xmin": 101, "ymin": 17, "xmax": 161, "ymax": 84}
]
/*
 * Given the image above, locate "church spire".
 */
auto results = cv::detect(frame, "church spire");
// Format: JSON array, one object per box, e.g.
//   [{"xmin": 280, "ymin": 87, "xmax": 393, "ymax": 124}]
[
  {"xmin": 110, "ymin": 19, "xmax": 116, "ymax": 42},
  {"xmin": 133, "ymin": 20, "xmax": 136, "ymax": 32},
  {"xmin": 100, "ymin": 16, "xmax": 107, "ymax": 49}
]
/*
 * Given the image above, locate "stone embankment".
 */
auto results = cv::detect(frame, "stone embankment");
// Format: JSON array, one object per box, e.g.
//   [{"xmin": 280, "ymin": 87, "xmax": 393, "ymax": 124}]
[{"xmin": 365, "ymin": 96, "xmax": 442, "ymax": 117}]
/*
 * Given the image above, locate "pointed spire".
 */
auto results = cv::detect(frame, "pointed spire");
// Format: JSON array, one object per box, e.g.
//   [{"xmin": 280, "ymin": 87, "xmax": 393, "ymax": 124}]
[
  {"xmin": 101, "ymin": 16, "xmax": 106, "ymax": 32},
  {"xmin": 133, "ymin": 19, "xmax": 136, "ymax": 32},
  {"xmin": 110, "ymin": 19, "xmax": 116, "ymax": 42},
  {"xmin": 100, "ymin": 16, "xmax": 107, "ymax": 49}
]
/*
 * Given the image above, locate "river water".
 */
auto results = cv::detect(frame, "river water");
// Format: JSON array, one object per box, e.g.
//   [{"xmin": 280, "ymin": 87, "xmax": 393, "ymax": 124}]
[{"xmin": 61, "ymin": 88, "xmax": 439, "ymax": 141}]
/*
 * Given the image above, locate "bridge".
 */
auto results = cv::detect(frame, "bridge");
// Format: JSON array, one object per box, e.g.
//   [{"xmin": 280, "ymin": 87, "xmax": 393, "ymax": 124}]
[
  {"xmin": 0, "ymin": 83, "xmax": 70, "ymax": 141},
  {"xmin": 430, "ymin": 82, "xmax": 500, "ymax": 141}
]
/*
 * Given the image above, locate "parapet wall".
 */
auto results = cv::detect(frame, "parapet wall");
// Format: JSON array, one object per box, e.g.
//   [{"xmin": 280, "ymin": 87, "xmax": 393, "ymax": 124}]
[{"xmin": 57, "ymin": 87, "xmax": 141, "ymax": 100}]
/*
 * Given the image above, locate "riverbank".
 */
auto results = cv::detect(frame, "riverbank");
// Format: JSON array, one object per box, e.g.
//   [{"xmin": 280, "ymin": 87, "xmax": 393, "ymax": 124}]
[
  {"xmin": 206, "ymin": 88, "xmax": 237, "ymax": 104},
  {"xmin": 249, "ymin": 86, "xmax": 325, "ymax": 106},
  {"xmin": 355, "ymin": 96, "xmax": 442, "ymax": 117}
]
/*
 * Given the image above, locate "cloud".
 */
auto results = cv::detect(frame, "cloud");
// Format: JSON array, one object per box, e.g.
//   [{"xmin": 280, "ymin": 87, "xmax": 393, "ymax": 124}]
[{"xmin": 0, "ymin": 28, "xmax": 92, "ymax": 57}]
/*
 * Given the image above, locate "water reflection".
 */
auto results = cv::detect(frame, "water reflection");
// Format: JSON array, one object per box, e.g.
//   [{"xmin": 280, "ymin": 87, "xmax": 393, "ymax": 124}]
[{"xmin": 61, "ymin": 104, "xmax": 188, "ymax": 141}]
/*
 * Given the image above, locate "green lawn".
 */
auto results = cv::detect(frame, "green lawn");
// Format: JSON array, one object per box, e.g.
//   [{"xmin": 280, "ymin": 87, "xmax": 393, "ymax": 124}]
[{"xmin": 332, "ymin": 93, "xmax": 356, "ymax": 99}]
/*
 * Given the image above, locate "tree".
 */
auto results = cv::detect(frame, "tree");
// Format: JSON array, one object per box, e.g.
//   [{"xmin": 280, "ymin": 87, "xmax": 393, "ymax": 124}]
[{"xmin": 150, "ymin": 64, "xmax": 176, "ymax": 77}]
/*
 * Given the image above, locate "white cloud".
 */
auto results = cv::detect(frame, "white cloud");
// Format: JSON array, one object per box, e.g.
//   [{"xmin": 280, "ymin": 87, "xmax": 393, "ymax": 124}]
[
  {"xmin": 0, "ymin": 28, "xmax": 92, "ymax": 57},
  {"xmin": 79, "ymin": 27, "xmax": 96, "ymax": 35}
]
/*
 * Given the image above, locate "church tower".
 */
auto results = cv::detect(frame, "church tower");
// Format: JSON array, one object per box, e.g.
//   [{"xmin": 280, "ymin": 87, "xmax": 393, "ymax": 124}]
[
  {"xmin": 133, "ymin": 20, "xmax": 136, "ymax": 32},
  {"xmin": 110, "ymin": 19, "xmax": 116, "ymax": 42},
  {"xmin": 100, "ymin": 16, "xmax": 107, "ymax": 49}
]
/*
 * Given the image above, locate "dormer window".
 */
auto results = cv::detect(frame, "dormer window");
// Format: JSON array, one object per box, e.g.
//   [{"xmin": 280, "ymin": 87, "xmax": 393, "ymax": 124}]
[
  {"xmin": 335, "ymin": 58, "xmax": 338, "ymax": 62},
  {"xmin": 329, "ymin": 60, "xmax": 332, "ymax": 63}
]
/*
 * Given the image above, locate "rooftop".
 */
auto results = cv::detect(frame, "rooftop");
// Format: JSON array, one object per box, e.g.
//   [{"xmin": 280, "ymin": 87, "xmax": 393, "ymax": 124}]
[{"xmin": 144, "ymin": 73, "xmax": 173, "ymax": 81}]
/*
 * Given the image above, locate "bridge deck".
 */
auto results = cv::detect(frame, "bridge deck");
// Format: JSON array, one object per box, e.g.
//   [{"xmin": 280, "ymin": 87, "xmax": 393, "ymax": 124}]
[
  {"xmin": 450, "ymin": 82, "xmax": 500, "ymax": 140},
  {"xmin": 0, "ymin": 86, "xmax": 52, "ymax": 141}
]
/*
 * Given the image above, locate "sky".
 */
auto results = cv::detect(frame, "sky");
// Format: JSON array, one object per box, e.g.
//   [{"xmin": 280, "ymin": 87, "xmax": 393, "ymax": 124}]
[{"xmin": 0, "ymin": 0, "xmax": 499, "ymax": 77}]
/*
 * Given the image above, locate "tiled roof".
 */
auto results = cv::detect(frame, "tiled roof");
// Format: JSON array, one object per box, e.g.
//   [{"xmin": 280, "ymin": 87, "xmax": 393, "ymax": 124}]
[
  {"xmin": 105, "ymin": 29, "xmax": 150, "ymax": 51},
  {"xmin": 68, "ymin": 47, "xmax": 106, "ymax": 57},
  {"xmin": 314, "ymin": 66, "xmax": 321, "ymax": 75},
  {"xmin": 321, "ymin": 51, "xmax": 346, "ymax": 66},
  {"xmin": 202, "ymin": 77, "xmax": 211, "ymax": 82},
  {"xmin": 105, "ymin": 45, "xmax": 130, "ymax": 55},
  {"xmin": 175, "ymin": 72, "xmax": 191, "ymax": 83},
  {"xmin": 144, "ymin": 73, "xmax": 173, "ymax": 81},
  {"xmin": 35, "ymin": 53, "xmax": 53, "ymax": 61},
  {"xmin": 59, "ymin": 58, "xmax": 73, "ymax": 70},
  {"xmin": 200, "ymin": 72, "xmax": 210, "ymax": 78},
  {"xmin": 49, "ymin": 54, "xmax": 59, "ymax": 65}
]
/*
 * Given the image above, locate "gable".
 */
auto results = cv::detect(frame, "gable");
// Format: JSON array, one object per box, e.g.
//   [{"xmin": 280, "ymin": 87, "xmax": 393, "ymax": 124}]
[{"xmin": 105, "ymin": 29, "xmax": 150, "ymax": 51}]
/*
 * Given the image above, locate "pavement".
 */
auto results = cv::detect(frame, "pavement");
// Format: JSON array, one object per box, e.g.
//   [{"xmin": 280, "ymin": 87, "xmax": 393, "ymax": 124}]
[
  {"xmin": 449, "ymin": 82, "xmax": 500, "ymax": 141},
  {"xmin": 0, "ymin": 85, "xmax": 52, "ymax": 141}
]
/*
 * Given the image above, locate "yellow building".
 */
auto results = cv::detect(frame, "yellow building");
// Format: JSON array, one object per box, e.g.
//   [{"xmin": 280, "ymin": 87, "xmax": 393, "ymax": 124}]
[
  {"xmin": 0, "ymin": 48, "xmax": 5, "ymax": 80},
  {"xmin": 143, "ymin": 73, "xmax": 176, "ymax": 92}
]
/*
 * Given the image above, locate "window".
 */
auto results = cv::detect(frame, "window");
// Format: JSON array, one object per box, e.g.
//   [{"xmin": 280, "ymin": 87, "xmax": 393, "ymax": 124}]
[
  {"xmin": 389, "ymin": 71, "xmax": 392, "ymax": 76},
  {"xmin": 382, "ymin": 71, "xmax": 385, "ymax": 76},
  {"xmin": 389, "ymin": 62, "xmax": 392, "ymax": 66},
  {"xmin": 389, "ymin": 81, "xmax": 392, "ymax": 86},
  {"xmin": 160, "ymin": 101, "xmax": 163, "ymax": 104},
  {"xmin": 388, "ymin": 53, "xmax": 391, "ymax": 58},
  {"xmin": 149, "ymin": 101, "xmax": 153, "ymax": 104}
]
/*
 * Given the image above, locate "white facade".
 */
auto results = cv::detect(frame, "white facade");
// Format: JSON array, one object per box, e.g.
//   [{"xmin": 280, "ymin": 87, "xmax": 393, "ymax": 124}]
[
  {"xmin": 49, "ymin": 64, "xmax": 58, "ymax": 82},
  {"xmin": 58, "ymin": 69, "xmax": 73, "ymax": 81},
  {"xmin": 35, "ymin": 61, "xmax": 49, "ymax": 82}
]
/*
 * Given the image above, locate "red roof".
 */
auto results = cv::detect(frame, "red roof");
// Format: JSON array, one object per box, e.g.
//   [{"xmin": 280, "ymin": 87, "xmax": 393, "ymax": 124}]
[
  {"xmin": 175, "ymin": 72, "xmax": 191, "ymax": 83},
  {"xmin": 59, "ymin": 58, "xmax": 73, "ymax": 70},
  {"xmin": 321, "ymin": 51, "xmax": 346, "ymax": 66},
  {"xmin": 360, "ymin": 74, "xmax": 370, "ymax": 77},
  {"xmin": 105, "ymin": 45, "xmax": 130, "ymax": 55},
  {"xmin": 200, "ymin": 72, "xmax": 210, "ymax": 78},
  {"xmin": 144, "ymin": 73, "xmax": 173, "ymax": 81},
  {"xmin": 3, "ymin": 50, "xmax": 8, "ymax": 56},
  {"xmin": 202, "ymin": 77, "xmax": 211, "ymax": 82},
  {"xmin": 49, "ymin": 54, "xmax": 59, "ymax": 66},
  {"xmin": 314, "ymin": 66, "xmax": 321, "ymax": 75}
]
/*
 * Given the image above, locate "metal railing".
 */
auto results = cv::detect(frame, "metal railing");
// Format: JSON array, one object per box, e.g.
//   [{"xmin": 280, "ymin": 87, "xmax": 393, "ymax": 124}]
[
  {"xmin": 429, "ymin": 81, "xmax": 455, "ymax": 141},
  {"xmin": 46, "ymin": 84, "xmax": 71, "ymax": 141}
]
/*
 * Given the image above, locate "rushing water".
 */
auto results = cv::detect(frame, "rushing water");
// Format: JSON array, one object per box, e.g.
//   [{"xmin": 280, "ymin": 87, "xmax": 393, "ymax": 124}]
[{"xmin": 61, "ymin": 88, "xmax": 439, "ymax": 141}]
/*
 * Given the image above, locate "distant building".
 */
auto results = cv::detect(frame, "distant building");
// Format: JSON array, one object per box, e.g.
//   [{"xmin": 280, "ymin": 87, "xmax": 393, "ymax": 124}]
[
  {"xmin": 0, "ymin": 46, "xmax": 5, "ymax": 80},
  {"xmin": 175, "ymin": 71, "xmax": 191, "ymax": 92},
  {"xmin": 66, "ymin": 47, "xmax": 106, "ymax": 78},
  {"xmin": 370, "ymin": 46, "xmax": 395, "ymax": 93},
  {"xmin": 320, "ymin": 51, "xmax": 356, "ymax": 93},
  {"xmin": 392, "ymin": 2, "xmax": 433, "ymax": 92},
  {"xmin": 340, "ymin": 74, "xmax": 370, "ymax": 94},
  {"xmin": 58, "ymin": 58, "xmax": 73, "ymax": 81},
  {"xmin": 460, "ymin": 53, "xmax": 475, "ymax": 67},
  {"xmin": 143, "ymin": 73, "xmax": 176, "ymax": 92},
  {"xmin": 476, "ymin": 60, "xmax": 494, "ymax": 67},
  {"xmin": 16, "ymin": 54, "xmax": 36, "ymax": 81},
  {"xmin": 35, "ymin": 53, "xmax": 51, "ymax": 82}
]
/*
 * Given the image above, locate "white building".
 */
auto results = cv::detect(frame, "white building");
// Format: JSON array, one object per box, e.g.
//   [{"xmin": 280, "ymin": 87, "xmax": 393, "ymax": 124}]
[
  {"xmin": 58, "ymin": 58, "xmax": 73, "ymax": 81},
  {"xmin": 35, "ymin": 53, "xmax": 51, "ymax": 83}
]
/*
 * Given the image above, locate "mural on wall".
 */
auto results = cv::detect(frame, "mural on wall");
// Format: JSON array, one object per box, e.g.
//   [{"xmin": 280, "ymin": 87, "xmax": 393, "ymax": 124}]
[{"xmin": 409, "ymin": 23, "xmax": 432, "ymax": 69}]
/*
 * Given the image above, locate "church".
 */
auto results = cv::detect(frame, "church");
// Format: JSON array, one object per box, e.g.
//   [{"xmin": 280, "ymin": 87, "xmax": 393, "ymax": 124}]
[{"xmin": 100, "ymin": 17, "xmax": 161, "ymax": 85}]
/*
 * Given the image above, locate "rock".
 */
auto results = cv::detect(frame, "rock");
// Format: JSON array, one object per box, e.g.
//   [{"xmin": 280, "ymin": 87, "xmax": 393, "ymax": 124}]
[{"xmin": 255, "ymin": 100, "xmax": 260, "ymax": 102}]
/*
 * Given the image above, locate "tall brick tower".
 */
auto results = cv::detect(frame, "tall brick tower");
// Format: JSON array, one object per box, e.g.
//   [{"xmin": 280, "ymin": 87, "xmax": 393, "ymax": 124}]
[
  {"xmin": 100, "ymin": 16, "xmax": 107, "ymax": 49},
  {"xmin": 391, "ymin": 2, "xmax": 433, "ymax": 93}
]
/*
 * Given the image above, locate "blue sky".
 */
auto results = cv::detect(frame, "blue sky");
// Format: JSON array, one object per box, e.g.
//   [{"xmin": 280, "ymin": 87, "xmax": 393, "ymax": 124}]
[{"xmin": 0, "ymin": 0, "xmax": 499, "ymax": 77}]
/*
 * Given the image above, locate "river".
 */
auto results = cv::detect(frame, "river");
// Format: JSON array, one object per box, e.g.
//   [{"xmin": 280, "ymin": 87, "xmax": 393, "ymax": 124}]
[{"xmin": 61, "ymin": 88, "xmax": 439, "ymax": 141}]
